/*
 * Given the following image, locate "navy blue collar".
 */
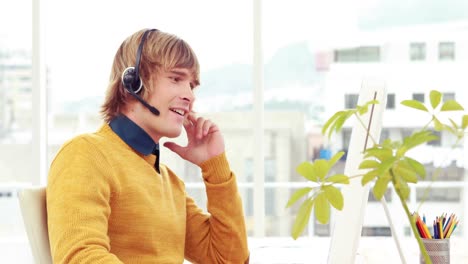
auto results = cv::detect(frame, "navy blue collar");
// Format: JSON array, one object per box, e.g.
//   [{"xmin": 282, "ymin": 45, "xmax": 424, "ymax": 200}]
[{"xmin": 109, "ymin": 115, "xmax": 160, "ymax": 172}]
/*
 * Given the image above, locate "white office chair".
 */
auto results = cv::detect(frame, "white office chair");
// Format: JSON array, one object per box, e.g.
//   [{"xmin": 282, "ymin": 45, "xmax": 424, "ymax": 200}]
[{"xmin": 18, "ymin": 187, "xmax": 53, "ymax": 264}]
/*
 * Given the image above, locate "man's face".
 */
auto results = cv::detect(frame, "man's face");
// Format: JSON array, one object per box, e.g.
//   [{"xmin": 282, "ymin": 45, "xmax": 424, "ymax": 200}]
[{"xmin": 131, "ymin": 67, "xmax": 197, "ymax": 142}]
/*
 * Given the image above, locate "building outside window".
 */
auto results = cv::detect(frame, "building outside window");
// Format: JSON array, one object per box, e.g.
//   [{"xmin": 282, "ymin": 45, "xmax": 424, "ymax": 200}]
[
  {"xmin": 409, "ymin": 42, "xmax": 426, "ymax": 61},
  {"xmin": 439, "ymin": 42, "xmax": 455, "ymax": 61},
  {"xmin": 362, "ymin": 227, "xmax": 392, "ymax": 236},
  {"xmin": 344, "ymin": 93, "xmax": 359, "ymax": 109},
  {"xmin": 416, "ymin": 187, "xmax": 461, "ymax": 202},
  {"xmin": 334, "ymin": 46, "xmax": 380, "ymax": 62},
  {"xmin": 379, "ymin": 128, "xmax": 390, "ymax": 142},
  {"xmin": 412, "ymin": 93, "xmax": 425, "ymax": 103},
  {"xmin": 443, "ymin": 92, "xmax": 456, "ymax": 101},
  {"xmin": 427, "ymin": 130, "xmax": 442, "ymax": 146},
  {"xmin": 386, "ymin": 93, "xmax": 395, "ymax": 109}
]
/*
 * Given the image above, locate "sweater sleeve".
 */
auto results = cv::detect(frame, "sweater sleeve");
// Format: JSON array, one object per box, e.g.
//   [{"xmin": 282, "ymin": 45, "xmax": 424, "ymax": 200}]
[
  {"xmin": 46, "ymin": 138, "xmax": 123, "ymax": 264},
  {"xmin": 184, "ymin": 152, "xmax": 250, "ymax": 264}
]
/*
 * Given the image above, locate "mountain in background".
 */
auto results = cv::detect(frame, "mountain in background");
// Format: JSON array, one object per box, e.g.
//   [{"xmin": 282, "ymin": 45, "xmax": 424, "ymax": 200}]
[
  {"xmin": 63, "ymin": 1, "xmax": 468, "ymax": 117},
  {"xmin": 198, "ymin": 41, "xmax": 317, "ymax": 97}
]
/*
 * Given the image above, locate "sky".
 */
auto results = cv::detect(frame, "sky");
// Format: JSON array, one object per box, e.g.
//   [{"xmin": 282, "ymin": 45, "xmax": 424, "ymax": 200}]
[
  {"xmin": 2, "ymin": 0, "xmax": 368, "ymax": 103},
  {"xmin": 1, "ymin": 0, "xmax": 362, "ymax": 61},
  {"xmin": 17, "ymin": 0, "xmax": 352, "ymax": 104}
]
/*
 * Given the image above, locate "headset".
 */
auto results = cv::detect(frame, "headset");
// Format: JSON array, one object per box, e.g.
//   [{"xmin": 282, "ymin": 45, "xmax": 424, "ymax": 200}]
[{"xmin": 121, "ymin": 29, "xmax": 160, "ymax": 115}]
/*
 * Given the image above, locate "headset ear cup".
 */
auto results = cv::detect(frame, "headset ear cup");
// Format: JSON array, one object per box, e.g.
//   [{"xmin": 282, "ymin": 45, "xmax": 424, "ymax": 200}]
[{"xmin": 121, "ymin": 66, "xmax": 143, "ymax": 93}]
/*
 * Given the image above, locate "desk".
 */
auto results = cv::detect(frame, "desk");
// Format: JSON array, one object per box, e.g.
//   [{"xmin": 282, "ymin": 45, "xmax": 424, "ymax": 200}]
[
  {"xmin": 248, "ymin": 237, "xmax": 468, "ymax": 264},
  {"xmin": 2, "ymin": 235, "xmax": 468, "ymax": 263}
]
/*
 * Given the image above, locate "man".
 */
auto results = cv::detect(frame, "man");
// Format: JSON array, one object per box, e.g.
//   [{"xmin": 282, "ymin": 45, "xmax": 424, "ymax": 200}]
[{"xmin": 47, "ymin": 28, "xmax": 249, "ymax": 263}]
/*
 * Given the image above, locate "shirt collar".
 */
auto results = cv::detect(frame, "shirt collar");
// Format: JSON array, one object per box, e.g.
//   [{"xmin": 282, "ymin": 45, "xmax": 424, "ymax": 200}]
[{"xmin": 109, "ymin": 114, "xmax": 159, "ymax": 156}]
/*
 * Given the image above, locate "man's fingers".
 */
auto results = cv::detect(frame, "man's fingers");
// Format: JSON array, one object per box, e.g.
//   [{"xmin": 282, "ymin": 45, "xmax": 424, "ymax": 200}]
[
  {"xmin": 202, "ymin": 119, "xmax": 212, "ymax": 136},
  {"xmin": 184, "ymin": 112, "xmax": 218, "ymax": 139},
  {"xmin": 195, "ymin": 116, "xmax": 205, "ymax": 139},
  {"xmin": 163, "ymin": 142, "xmax": 186, "ymax": 157},
  {"xmin": 186, "ymin": 112, "xmax": 197, "ymax": 124}
]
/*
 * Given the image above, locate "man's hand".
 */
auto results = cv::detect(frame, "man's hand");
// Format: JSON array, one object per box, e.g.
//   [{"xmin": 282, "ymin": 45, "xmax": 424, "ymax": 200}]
[{"xmin": 163, "ymin": 112, "xmax": 225, "ymax": 166}]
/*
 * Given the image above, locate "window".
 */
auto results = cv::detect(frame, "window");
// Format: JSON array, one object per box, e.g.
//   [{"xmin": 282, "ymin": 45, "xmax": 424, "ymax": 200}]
[
  {"xmin": 412, "ymin": 93, "xmax": 425, "ymax": 103},
  {"xmin": 410, "ymin": 42, "xmax": 426, "ymax": 61},
  {"xmin": 443, "ymin": 92, "xmax": 455, "ymax": 102},
  {"xmin": 416, "ymin": 187, "xmax": 461, "ymax": 202},
  {"xmin": 244, "ymin": 159, "xmax": 254, "ymax": 218},
  {"xmin": 342, "ymin": 128, "xmax": 352, "ymax": 151},
  {"xmin": 0, "ymin": 50, "xmax": 32, "ymax": 140},
  {"xmin": 5, "ymin": 1, "xmax": 468, "ymax": 263},
  {"xmin": 0, "ymin": 0, "xmax": 33, "ymax": 243},
  {"xmin": 379, "ymin": 128, "xmax": 390, "ymax": 142},
  {"xmin": 362, "ymin": 227, "xmax": 391, "ymax": 236},
  {"xmin": 368, "ymin": 188, "xmax": 392, "ymax": 202},
  {"xmin": 264, "ymin": 158, "xmax": 276, "ymax": 216},
  {"xmin": 439, "ymin": 42, "xmax": 455, "ymax": 61},
  {"xmin": 427, "ymin": 130, "xmax": 441, "ymax": 146},
  {"xmin": 314, "ymin": 218, "xmax": 330, "ymax": 236},
  {"xmin": 425, "ymin": 162, "xmax": 464, "ymax": 181},
  {"xmin": 344, "ymin": 93, "xmax": 359, "ymax": 109},
  {"xmin": 386, "ymin": 93, "xmax": 395, "ymax": 109},
  {"xmin": 334, "ymin": 46, "xmax": 380, "ymax": 62}
]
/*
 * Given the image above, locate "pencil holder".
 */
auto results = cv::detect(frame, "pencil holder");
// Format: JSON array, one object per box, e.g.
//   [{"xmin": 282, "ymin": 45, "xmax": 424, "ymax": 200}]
[{"xmin": 420, "ymin": 238, "xmax": 450, "ymax": 264}]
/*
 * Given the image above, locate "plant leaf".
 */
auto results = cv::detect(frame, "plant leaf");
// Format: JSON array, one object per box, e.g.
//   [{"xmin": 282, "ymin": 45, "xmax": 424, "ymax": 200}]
[
  {"xmin": 433, "ymin": 117, "xmax": 444, "ymax": 131},
  {"xmin": 322, "ymin": 111, "xmax": 345, "ymax": 139},
  {"xmin": 402, "ymin": 130, "xmax": 438, "ymax": 151},
  {"xmin": 381, "ymin": 138, "xmax": 394, "ymax": 149},
  {"xmin": 291, "ymin": 198, "xmax": 314, "ymax": 239},
  {"xmin": 286, "ymin": 187, "xmax": 314, "ymax": 208},
  {"xmin": 404, "ymin": 157, "xmax": 426, "ymax": 179},
  {"xmin": 440, "ymin": 100, "xmax": 464, "ymax": 111},
  {"xmin": 314, "ymin": 160, "xmax": 330, "ymax": 181},
  {"xmin": 314, "ymin": 192, "xmax": 330, "ymax": 224},
  {"xmin": 296, "ymin": 162, "xmax": 318, "ymax": 182},
  {"xmin": 359, "ymin": 159, "xmax": 380, "ymax": 169},
  {"xmin": 430, "ymin": 90, "xmax": 442, "ymax": 109},
  {"xmin": 363, "ymin": 99, "xmax": 379, "ymax": 108},
  {"xmin": 328, "ymin": 151, "xmax": 345, "ymax": 167},
  {"xmin": 462, "ymin": 115, "xmax": 468, "ymax": 129},
  {"xmin": 393, "ymin": 173, "xmax": 411, "ymax": 200},
  {"xmin": 373, "ymin": 175, "xmax": 391, "ymax": 200},
  {"xmin": 449, "ymin": 118, "xmax": 459, "ymax": 130},
  {"xmin": 398, "ymin": 178, "xmax": 410, "ymax": 200},
  {"xmin": 325, "ymin": 174, "xmax": 349, "ymax": 184},
  {"xmin": 401, "ymin": 100, "xmax": 428, "ymax": 112},
  {"xmin": 356, "ymin": 105, "xmax": 366, "ymax": 115},
  {"xmin": 394, "ymin": 163, "xmax": 418, "ymax": 183},
  {"xmin": 356, "ymin": 100, "xmax": 378, "ymax": 115},
  {"xmin": 375, "ymin": 157, "xmax": 397, "ymax": 175},
  {"xmin": 362, "ymin": 169, "xmax": 379, "ymax": 185},
  {"xmin": 323, "ymin": 185, "xmax": 344, "ymax": 210},
  {"xmin": 333, "ymin": 110, "xmax": 354, "ymax": 135},
  {"xmin": 364, "ymin": 147, "xmax": 393, "ymax": 162}
]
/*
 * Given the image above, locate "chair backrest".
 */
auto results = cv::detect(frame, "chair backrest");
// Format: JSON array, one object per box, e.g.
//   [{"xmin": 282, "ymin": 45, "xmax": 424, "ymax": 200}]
[{"xmin": 18, "ymin": 187, "xmax": 53, "ymax": 264}]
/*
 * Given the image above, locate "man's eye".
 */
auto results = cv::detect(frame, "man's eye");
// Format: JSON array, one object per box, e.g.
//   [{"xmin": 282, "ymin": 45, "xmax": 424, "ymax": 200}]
[{"xmin": 170, "ymin": 76, "xmax": 179, "ymax": 82}]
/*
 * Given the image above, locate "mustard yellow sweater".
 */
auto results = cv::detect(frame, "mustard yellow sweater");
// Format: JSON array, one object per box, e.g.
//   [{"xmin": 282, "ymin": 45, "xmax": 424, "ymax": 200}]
[{"xmin": 46, "ymin": 124, "xmax": 249, "ymax": 263}]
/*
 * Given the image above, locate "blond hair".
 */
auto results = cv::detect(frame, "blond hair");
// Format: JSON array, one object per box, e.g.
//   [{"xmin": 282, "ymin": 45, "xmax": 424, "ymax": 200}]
[{"xmin": 101, "ymin": 29, "xmax": 200, "ymax": 122}]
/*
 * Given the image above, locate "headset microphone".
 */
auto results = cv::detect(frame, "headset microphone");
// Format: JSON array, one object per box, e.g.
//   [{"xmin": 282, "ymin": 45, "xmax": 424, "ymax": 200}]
[
  {"xmin": 125, "ymin": 85, "xmax": 160, "ymax": 115},
  {"xmin": 121, "ymin": 29, "xmax": 160, "ymax": 116}
]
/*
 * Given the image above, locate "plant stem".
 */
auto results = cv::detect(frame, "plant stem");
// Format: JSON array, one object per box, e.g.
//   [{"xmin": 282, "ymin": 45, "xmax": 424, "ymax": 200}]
[
  {"xmin": 394, "ymin": 182, "xmax": 432, "ymax": 264},
  {"xmin": 348, "ymin": 174, "xmax": 364, "ymax": 180},
  {"xmin": 421, "ymin": 116, "xmax": 434, "ymax": 131},
  {"xmin": 355, "ymin": 113, "xmax": 378, "ymax": 145}
]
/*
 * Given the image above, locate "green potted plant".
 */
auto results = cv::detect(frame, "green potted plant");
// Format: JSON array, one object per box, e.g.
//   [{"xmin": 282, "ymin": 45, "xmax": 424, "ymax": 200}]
[{"xmin": 286, "ymin": 90, "xmax": 467, "ymax": 263}]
